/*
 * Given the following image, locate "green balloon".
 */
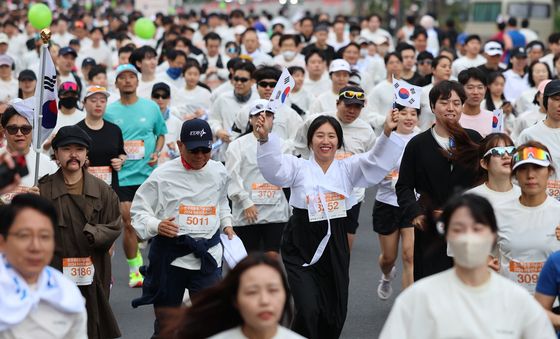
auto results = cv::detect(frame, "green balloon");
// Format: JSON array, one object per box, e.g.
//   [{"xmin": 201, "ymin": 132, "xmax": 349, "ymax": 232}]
[
  {"xmin": 134, "ymin": 18, "xmax": 156, "ymax": 40},
  {"xmin": 28, "ymin": 3, "xmax": 52, "ymax": 30}
]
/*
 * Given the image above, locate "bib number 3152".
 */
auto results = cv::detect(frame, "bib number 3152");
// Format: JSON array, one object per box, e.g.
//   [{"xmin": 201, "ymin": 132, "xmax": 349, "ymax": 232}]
[{"xmin": 307, "ymin": 192, "xmax": 347, "ymax": 222}]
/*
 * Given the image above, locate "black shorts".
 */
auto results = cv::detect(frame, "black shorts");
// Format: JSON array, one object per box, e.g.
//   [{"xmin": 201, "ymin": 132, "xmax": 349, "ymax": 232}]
[
  {"xmin": 116, "ymin": 185, "xmax": 141, "ymax": 202},
  {"xmin": 345, "ymin": 202, "xmax": 362, "ymax": 235},
  {"xmin": 372, "ymin": 200, "xmax": 412, "ymax": 235},
  {"xmin": 234, "ymin": 223, "xmax": 285, "ymax": 253}
]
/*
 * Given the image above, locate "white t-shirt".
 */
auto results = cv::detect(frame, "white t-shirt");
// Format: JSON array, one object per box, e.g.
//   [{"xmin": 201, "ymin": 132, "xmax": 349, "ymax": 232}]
[
  {"xmin": 512, "ymin": 107, "xmax": 546, "ymax": 141},
  {"xmin": 458, "ymin": 109, "xmax": 494, "ymax": 137},
  {"xmin": 495, "ymin": 196, "xmax": 560, "ymax": 294},
  {"xmin": 379, "ymin": 269, "xmax": 556, "ymax": 339},
  {"xmin": 302, "ymin": 73, "xmax": 331, "ymax": 98},
  {"xmin": 451, "ymin": 54, "xmax": 486, "ymax": 78},
  {"xmin": 503, "ymin": 70, "xmax": 530, "ymax": 103},
  {"xmin": 518, "ymin": 120, "xmax": 560, "ymax": 200},
  {"xmin": 418, "ymin": 83, "xmax": 435, "ymax": 131},
  {"xmin": 515, "ymin": 87, "xmax": 538, "ymax": 115},
  {"xmin": 173, "ymin": 86, "xmax": 212, "ymax": 119},
  {"xmin": 53, "ymin": 109, "xmax": 86, "ymax": 134},
  {"xmin": 0, "ymin": 78, "xmax": 18, "ymax": 103},
  {"xmin": 309, "ymin": 90, "xmax": 337, "ymax": 115},
  {"xmin": 466, "ymin": 183, "xmax": 521, "ymax": 208},
  {"xmin": 209, "ymin": 326, "xmax": 305, "ymax": 339}
]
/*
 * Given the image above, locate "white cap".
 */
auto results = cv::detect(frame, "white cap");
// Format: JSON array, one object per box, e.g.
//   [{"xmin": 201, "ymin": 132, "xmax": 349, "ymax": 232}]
[
  {"xmin": 0, "ymin": 33, "xmax": 8, "ymax": 45},
  {"xmin": 372, "ymin": 36, "xmax": 389, "ymax": 45},
  {"xmin": 484, "ymin": 41, "xmax": 503, "ymax": 56},
  {"xmin": 234, "ymin": 25, "xmax": 246, "ymax": 35},
  {"xmin": 249, "ymin": 99, "xmax": 276, "ymax": 116},
  {"xmin": 329, "ymin": 59, "xmax": 351, "ymax": 74},
  {"xmin": 84, "ymin": 86, "xmax": 110, "ymax": 100}
]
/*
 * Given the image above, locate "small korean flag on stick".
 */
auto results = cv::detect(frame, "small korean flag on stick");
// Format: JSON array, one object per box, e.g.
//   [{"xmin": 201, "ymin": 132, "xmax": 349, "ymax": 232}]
[
  {"xmin": 392, "ymin": 76, "xmax": 422, "ymax": 109},
  {"xmin": 266, "ymin": 68, "xmax": 295, "ymax": 113},
  {"xmin": 492, "ymin": 109, "xmax": 504, "ymax": 133}
]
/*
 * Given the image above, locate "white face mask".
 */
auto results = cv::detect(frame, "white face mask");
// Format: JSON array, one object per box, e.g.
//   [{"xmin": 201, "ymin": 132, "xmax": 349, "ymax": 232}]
[
  {"xmin": 282, "ymin": 50, "xmax": 296, "ymax": 61},
  {"xmin": 448, "ymin": 233, "xmax": 493, "ymax": 269}
]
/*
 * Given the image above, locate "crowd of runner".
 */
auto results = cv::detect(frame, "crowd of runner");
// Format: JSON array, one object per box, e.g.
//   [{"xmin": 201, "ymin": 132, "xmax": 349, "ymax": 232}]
[{"xmin": 1, "ymin": 3, "xmax": 560, "ymax": 339}]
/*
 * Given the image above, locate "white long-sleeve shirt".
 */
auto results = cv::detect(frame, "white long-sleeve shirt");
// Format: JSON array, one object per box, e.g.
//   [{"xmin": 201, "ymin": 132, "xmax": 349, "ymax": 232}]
[
  {"xmin": 309, "ymin": 91, "xmax": 338, "ymax": 115},
  {"xmin": 226, "ymin": 133, "xmax": 291, "ymax": 226},
  {"xmin": 209, "ymin": 91, "xmax": 260, "ymax": 134},
  {"xmin": 131, "ymin": 158, "xmax": 233, "ymax": 270},
  {"xmin": 234, "ymin": 102, "xmax": 303, "ymax": 143},
  {"xmin": 380, "ymin": 269, "xmax": 556, "ymax": 339},
  {"xmin": 363, "ymin": 80, "xmax": 394, "ymax": 134}
]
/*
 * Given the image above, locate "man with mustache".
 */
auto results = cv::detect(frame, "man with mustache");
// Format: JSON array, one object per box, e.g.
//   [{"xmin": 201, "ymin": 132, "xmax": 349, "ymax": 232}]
[{"xmin": 39, "ymin": 125, "xmax": 123, "ymax": 339}]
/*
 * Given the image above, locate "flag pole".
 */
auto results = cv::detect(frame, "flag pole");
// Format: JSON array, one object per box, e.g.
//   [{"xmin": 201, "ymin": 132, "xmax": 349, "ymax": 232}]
[{"xmin": 34, "ymin": 29, "xmax": 51, "ymax": 186}]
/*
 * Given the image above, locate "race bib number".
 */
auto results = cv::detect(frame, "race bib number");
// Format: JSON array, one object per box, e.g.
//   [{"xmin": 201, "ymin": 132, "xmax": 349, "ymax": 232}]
[
  {"xmin": 251, "ymin": 183, "xmax": 281, "ymax": 205},
  {"xmin": 124, "ymin": 140, "xmax": 145, "ymax": 160},
  {"xmin": 335, "ymin": 152, "xmax": 353, "ymax": 160},
  {"xmin": 88, "ymin": 166, "xmax": 112, "ymax": 185},
  {"xmin": 307, "ymin": 192, "xmax": 347, "ymax": 222},
  {"xmin": 1, "ymin": 186, "xmax": 29, "ymax": 204},
  {"xmin": 547, "ymin": 180, "xmax": 560, "ymax": 201},
  {"xmin": 178, "ymin": 204, "xmax": 217, "ymax": 235},
  {"xmin": 63, "ymin": 257, "xmax": 95, "ymax": 286},
  {"xmin": 507, "ymin": 260, "xmax": 544, "ymax": 293}
]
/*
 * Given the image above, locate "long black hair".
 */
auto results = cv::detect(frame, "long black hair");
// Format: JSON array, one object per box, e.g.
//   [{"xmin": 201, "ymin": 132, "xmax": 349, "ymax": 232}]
[
  {"xmin": 161, "ymin": 253, "xmax": 292, "ymax": 339},
  {"xmin": 483, "ymin": 72, "xmax": 506, "ymax": 112}
]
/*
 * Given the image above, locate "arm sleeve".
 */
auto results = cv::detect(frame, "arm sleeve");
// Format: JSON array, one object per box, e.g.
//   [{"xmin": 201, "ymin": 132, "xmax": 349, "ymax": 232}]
[
  {"xmin": 396, "ymin": 140, "xmax": 422, "ymax": 223},
  {"xmin": 83, "ymin": 188, "xmax": 122, "ymax": 252},
  {"xmin": 363, "ymin": 91, "xmax": 388, "ymax": 132},
  {"xmin": 209, "ymin": 99, "xmax": 224, "ymax": 133},
  {"xmin": 66, "ymin": 309, "xmax": 88, "ymax": 339},
  {"xmin": 257, "ymin": 133, "xmax": 301, "ymax": 187},
  {"xmin": 521, "ymin": 296, "xmax": 558, "ymax": 339},
  {"xmin": 293, "ymin": 116, "xmax": 313, "ymax": 158},
  {"xmin": 130, "ymin": 178, "xmax": 162, "ymax": 240},
  {"xmin": 343, "ymin": 133, "xmax": 405, "ymax": 187},
  {"xmin": 225, "ymin": 142, "xmax": 254, "ymax": 210},
  {"xmin": 536, "ymin": 254, "xmax": 560, "ymax": 296},
  {"xmin": 219, "ymin": 172, "xmax": 233, "ymax": 231}
]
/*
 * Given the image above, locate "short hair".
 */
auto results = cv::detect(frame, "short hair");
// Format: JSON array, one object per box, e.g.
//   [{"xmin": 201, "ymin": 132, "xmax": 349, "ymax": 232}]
[
  {"xmin": 253, "ymin": 65, "xmax": 282, "ymax": 82},
  {"xmin": 458, "ymin": 67, "xmax": 488, "ymax": 86},
  {"xmin": 88, "ymin": 64, "xmax": 107, "ymax": 81},
  {"xmin": 241, "ymin": 27, "xmax": 258, "ymax": 40},
  {"xmin": 166, "ymin": 49, "xmax": 188, "ymax": 62},
  {"xmin": 204, "ymin": 32, "xmax": 222, "ymax": 43},
  {"xmin": 233, "ymin": 60, "xmax": 256, "ymax": 76},
  {"xmin": 89, "ymin": 26, "xmax": 104, "ymax": 35},
  {"xmin": 299, "ymin": 16, "xmax": 314, "ymax": 25},
  {"xmin": 279, "ymin": 34, "xmax": 300, "ymax": 47},
  {"xmin": 305, "ymin": 48, "xmax": 326, "ymax": 64},
  {"xmin": 130, "ymin": 46, "xmax": 157, "ymax": 72},
  {"xmin": 288, "ymin": 66, "xmax": 305, "ymax": 75},
  {"xmin": 508, "ymin": 17, "xmax": 517, "ymax": 27},
  {"xmin": 118, "ymin": 45, "xmax": 134, "ymax": 56},
  {"xmin": 183, "ymin": 57, "xmax": 201, "ymax": 73},
  {"xmin": 0, "ymin": 194, "xmax": 58, "ymax": 238},
  {"xmin": 368, "ymin": 13, "xmax": 382, "ymax": 22},
  {"xmin": 521, "ymin": 18, "xmax": 529, "ymax": 28},
  {"xmin": 395, "ymin": 42, "xmax": 415, "ymax": 55},
  {"xmin": 429, "ymin": 80, "xmax": 467, "ymax": 109},
  {"xmin": 384, "ymin": 52, "xmax": 403, "ymax": 65},
  {"xmin": 411, "ymin": 27, "xmax": 428, "ymax": 40},
  {"xmin": 307, "ymin": 115, "xmax": 344, "ymax": 149},
  {"xmin": 464, "ymin": 34, "xmax": 481, "ymax": 44},
  {"xmin": 548, "ymin": 32, "xmax": 560, "ymax": 45},
  {"xmin": 1, "ymin": 106, "xmax": 26, "ymax": 128}
]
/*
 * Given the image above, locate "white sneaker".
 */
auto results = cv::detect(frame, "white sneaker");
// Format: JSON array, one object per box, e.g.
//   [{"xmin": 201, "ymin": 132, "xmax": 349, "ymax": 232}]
[{"xmin": 377, "ymin": 266, "xmax": 396, "ymax": 300}]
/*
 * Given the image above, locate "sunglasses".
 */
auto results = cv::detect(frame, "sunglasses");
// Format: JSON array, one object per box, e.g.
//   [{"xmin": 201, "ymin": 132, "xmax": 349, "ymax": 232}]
[
  {"xmin": 152, "ymin": 93, "xmax": 170, "ymax": 99},
  {"xmin": 60, "ymin": 82, "xmax": 78, "ymax": 92},
  {"xmin": 233, "ymin": 76, "xmax": 250, "ymax": 83},
  {"xmin": 339, "ymin": 90, "xmax": 365, "ymax": 100},
  {"xmin": 188, "ymin": 148, "xmax": 211, "ymax": 154},
  {"xmin": 6, "ymin": 125, "xmax": 33, "ymax": 135},
  {"xmin": 258, "ymin": 81, "xmax": 277, "ymax": 89},
  {"xmin": 513, "ymin": 147, "xmax": 552, "ymax": 164},
  {"xmin": 483, "ymin": 146, "xmax": 516, "ymax": 158}
]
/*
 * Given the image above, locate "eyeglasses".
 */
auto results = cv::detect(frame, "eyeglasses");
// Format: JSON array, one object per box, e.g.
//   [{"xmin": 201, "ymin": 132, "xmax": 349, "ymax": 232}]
[
  {"xmin": 418, "ymin": 60, "xmax": 432, "ymax": 66},
  {"xmin": 233, "ymin": 76, "xmax": 250, "ymax": 83},
  {"xmin": 258, "ymin": 81, "xmax": 277, "ymax": 88},
  {"xmin": 152, "ymin": 93, "xmax": 170, "ymax": 99},
  {"xmin": 483, "ymin": 146, "xmax": 516, "ymax": 158},
  {"xmin": 513, "ymin": 147, "xmax": 552, "ymax": 163},
  {"xmin": 6, "ymin": 125, "xmax": 33, "ymax": 135},
  {"xmin": 188, "ymin": 148, "xmax": 211, "ymax": 154},
  {"xmin": 339, "ymin": 90, "xmax": 365, "ymax": 100},
  {"xmin": 8, "ymin": 231, "xmax": 54, "ymax": 245},
  {"xmin": 60, "ymin": 82, "xmax": 78, "ymax": 92}
]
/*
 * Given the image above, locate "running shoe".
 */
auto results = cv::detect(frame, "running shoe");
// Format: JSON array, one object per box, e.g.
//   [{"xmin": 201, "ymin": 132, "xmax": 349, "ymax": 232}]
[
  {"xmin": 377, "ymin": 266, "xmax": 396, "ymax": 300},
  {"xmin": 128, "ymin": 271, "xmax": 143, "ymax": 288}
]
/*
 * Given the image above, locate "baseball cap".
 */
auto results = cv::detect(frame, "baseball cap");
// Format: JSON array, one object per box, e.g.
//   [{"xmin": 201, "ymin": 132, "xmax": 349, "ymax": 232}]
[
  {"xmin": 180, "ymin": 119, "xmax": 213, "ymax": 150},
  {"xmin": 81, "ymin": 57, "xmax": 96, "ymax": 68},
  {"xmin": 510, "ymin": 47, "xmax": 527, "ymax": 59},
  {"xmin": 84, "ymin": 85, "xmax": 110, "ymax": 99},
  {"xmin": 512, "ymin": 147, "xmax": 552, "ymax": 171},
  {"xmin": 249, "ymin": 99, "xmax": 276, "ymax": 116},
  {"xmin": 18, "ymin": 69, "xmax": 36, "ymax": 81},
  {"xmin": 0, "ymin": 54, "xmax": 14, "ymax": 67},
  {"xmin": 338, "ymin": 85, "xmax": 366, "ymax": 106},
  {"xmin": 329, "ymin": 59, "xmax": 351, "ymax": 74},
  {"xmin": 544, "ymin": 79, "xmax": 560, "ymax": 97},
  {"xmin": 151, "ymin": 82, "xmax": 170, "ymax": 97},
  {"xmin": 538, "ymin": 79, "xmax": 552, "ymax": 95},
  {"xmin": 115, "ymin": 64, "xmax": 139, "ymax": 78},
  {"xmin": 52, "ymin": 125, "xmax": 92, "ymax": 149},
  {"xmin": 0, "ymin": 33, "xmax": 8, "ymax": 44},
  {"xmin": 59, "ymin": 46, "xmax": 78, "ymax": 58},
  {"xmin": 484, "ymin": 41, "xmax": 503, "ymax": 56}
]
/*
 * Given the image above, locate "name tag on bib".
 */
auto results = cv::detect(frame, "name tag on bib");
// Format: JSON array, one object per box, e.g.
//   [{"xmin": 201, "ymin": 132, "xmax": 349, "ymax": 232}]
[
  {"xmin": 307, "ymin": 192, "xmax": 347, "ymax": 222},
  {"xmin": 88, "ymin": 166, "xmax": 112, "ymax": 185},
  {"xmin": 178, "ymin": 204, "xmax": 217, "ymax": 235},
  {"xmin": 251, "ymin": 183, "xmax": 281, "ymax": 205},
  {"xmin": 124, "ymin": 140, "xmax": 145, "ymax": 160},
  {"xmin": 507, "ymin": 260, "xmax": 544, "ymax": 292},
  {"xmin": 547, "ymin": 180, "xmax": 560, "ymax": 201},
  {"xmin": 63, "ymin": 257, "xmax": 95, "ymax": 286}
]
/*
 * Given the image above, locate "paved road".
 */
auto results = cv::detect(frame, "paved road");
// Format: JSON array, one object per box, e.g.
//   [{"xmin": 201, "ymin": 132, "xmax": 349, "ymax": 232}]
[{"xmin": 109, "ymin": 188, "xmax": 403, "ymax": 338}]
